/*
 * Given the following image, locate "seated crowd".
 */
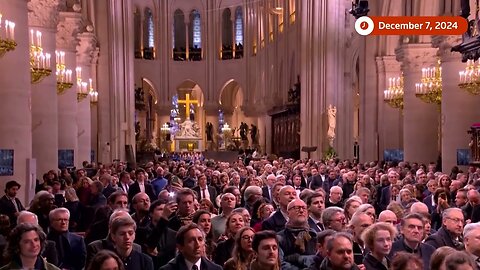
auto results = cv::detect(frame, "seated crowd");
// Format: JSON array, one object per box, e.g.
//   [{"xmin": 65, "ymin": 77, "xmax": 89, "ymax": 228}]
[{"xmin": 0, "ymin": 156, "xmax": 480, "ymax": 270}]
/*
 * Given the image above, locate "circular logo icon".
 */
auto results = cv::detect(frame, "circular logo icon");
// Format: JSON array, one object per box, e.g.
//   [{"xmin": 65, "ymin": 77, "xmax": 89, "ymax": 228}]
[{"xmin": 355, "ymin": 16, "xmax": 374, "ymax": 36}]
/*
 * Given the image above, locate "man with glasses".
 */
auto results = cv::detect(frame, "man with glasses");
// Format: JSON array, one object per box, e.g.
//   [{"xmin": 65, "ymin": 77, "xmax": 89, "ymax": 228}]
[
  {"xmin": 379, "ymin": 170, "xmax": 399, "ymax": 211},
  {"xmin": 326, "ymin": 186, "xmax": 344, "ymax": 208},
  {"xmin": 47, "ymin": 207, "xmax": 86, "ymax": 270},
  {"xmin": 278, "ymin": 199, "xmax": 317, "ymax": 270},
  {"xmin": 389, "ymin": 213, "xmax": 435, "ymax": 270},
  {"xmin": 322, "ymin": 206, "xmax": 346, "ymax": 232},
  {"xmin": 425, "ymin": 207, "xmax": 465, "ymax": 250}
]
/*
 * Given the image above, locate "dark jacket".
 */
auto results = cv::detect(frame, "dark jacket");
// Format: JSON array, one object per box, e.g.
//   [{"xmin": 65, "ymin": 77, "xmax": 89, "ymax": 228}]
[
  {"xmin": 388, "ymin": 239, "xmax": 436, "ymax": 270},
  {"xmin": 128, "ymin": 181, "xmax": 156, "ymax": 202},
  {"xmin": 0, "ymin": 195, "xmax": 25, "ymax": 227},
  {"xmin": 308, "ymin": 217, "xmax": 323, "ymax": 233},
  {"xmin": 363, "ymin": 253, "xmax": 389, "ymax": 270},
  {"xmin": 262, "ymin": 186, "xmax": 272, "ymax": 202},
  {"xmin": 353, "ymin": 241, "xmax": 365, "ymax": 265},
  {"xmin": 422, "ymin": 195, "xmax": 435, "ymax": 214},
  {"xmin": 0, "ymin": 256, "xmax": 59, "ymax": 270},
  {"xmin": 145, "ymin": 218, "xmax": 177, "ymax": 269},
  {"xmin": 193, "ymin": 185, "xmax": 218, "ymax": 202},
  {"xmin": 46, "ymin": 231, "xmax": 86, "ymax": 270},
  {"xmin": 309, "ymin": 175, "xmax": 324, "ymax": 190},
  {"xmin": 261, "ymin": 209, "xmax": 287, "ymax": 232},
  {"xmin": 122, "ymin": 249, "xmax": 154, "ymax": 270},
  {"xmin": 424, "ymin": 227, "xmax": 464, "ymax": 250},
  {"xmin": 160, "ymin": 253, "xmax": 222, "ymax": 270},
  {"xmin": 318, "ymin": 257, "xmax": 360, "ymax": 270},
  {"xmin": 86, "ymin": 237, "xmax": 142, "ymax": 268},
  {"xmin": 277, "ymin": 227, "xmax": 317, "ymax": 270},
  {"xmin": 213, "ymin": 238, "xmax": 235, "ymax": 267}
]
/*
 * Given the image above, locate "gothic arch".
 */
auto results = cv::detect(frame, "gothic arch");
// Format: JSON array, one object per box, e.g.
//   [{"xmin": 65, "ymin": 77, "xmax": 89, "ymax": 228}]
[
  {"xmin": 219, "ymin": 80, "xmax": 246, "ymax": 130},
  {"xmin": 142, "ymin": 78, "xmax": 158, "ymax": 104}
]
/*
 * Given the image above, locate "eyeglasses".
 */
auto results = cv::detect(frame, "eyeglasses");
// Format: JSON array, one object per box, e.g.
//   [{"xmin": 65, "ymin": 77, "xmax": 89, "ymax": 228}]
[
  {"xmin": 241, "ymin": 235, "xmax": 254, "ymax": 240},
  {"xmin": 331, "ymin": 217, "xmax": 346, "ymax": 223},
  {"xmin": 446, "ymin": 217, "xmax": 464, "ymax": 224},
  {"xmin": 288, "ymin": 206, "xmax": 307, "ymax": 212},
  {"xmin": 54, "ymin": 218, "xmax": 69, "ymax": 222}
]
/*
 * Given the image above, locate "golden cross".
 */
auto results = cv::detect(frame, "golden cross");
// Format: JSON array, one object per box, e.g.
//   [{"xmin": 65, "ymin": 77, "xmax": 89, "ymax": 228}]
[{"xmin": 177, "ymin": 93, "xmax": 198, "ymax": 119}]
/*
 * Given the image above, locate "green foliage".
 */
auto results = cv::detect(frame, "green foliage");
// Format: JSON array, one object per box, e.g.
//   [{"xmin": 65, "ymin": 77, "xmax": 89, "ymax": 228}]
[{"xmin": 323, "ymin": 146, "xmax": 337, "ymax": 160}]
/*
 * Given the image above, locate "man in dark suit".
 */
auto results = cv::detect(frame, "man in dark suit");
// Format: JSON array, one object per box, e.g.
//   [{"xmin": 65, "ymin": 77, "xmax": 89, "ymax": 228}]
[
  {"xmin": 47, "ymin": 207, "xmax": 86, "ymax": 270},
  {"xmin": 118, "ymin": 171, "xmax": 133, "ymax": 193},
  {"xmin": 160, "ymin": 223, "xmax": 222, "ymax": 270},
  {"xmin": 183, "ymin": 166, "xmax": 197, "ymax": 189},
  {"xmin": 379, "ymin": 170, "xmax": 400, "ymax": 211},
  {"xmin": 307, "ymin": 192, "xmax": 325, "ymax": 232},
  {"xmin": 262, "ymin": 186, "xmax": 296, "ymax": 232},
  {"xmin": 192, "ymin": 174, "xmax": 217, "ymax": 202},
  {"xmin": 128, "ymin": 168, "xmax": 156, "ymax": 202},
  {"xmin": 388, "ymin": 213, "xmax": 436, "ymax": 270},
  {"xmin": 262, "ymin": 174, "xmax": 276, "ymax": 203},
  {"xmin": 0, "ymin": 180, "xmax": 25, "ymax": 227},
  {"xmin": 424, "ymin": 207, "xmax": 465, "ymax": 250}
]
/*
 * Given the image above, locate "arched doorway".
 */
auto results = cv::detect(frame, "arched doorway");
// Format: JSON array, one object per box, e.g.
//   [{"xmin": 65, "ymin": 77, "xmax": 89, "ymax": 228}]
[
  {"xmin": 135, "ymin": 78, "xmax": 158, "ymax": 152},
  {"xmin": 219, "ymin": 80, "xmax": 247, "ymax": 145}
]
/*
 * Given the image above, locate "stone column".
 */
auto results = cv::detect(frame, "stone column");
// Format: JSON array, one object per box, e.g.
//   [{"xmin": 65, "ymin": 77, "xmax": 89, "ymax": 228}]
[
  {"xmin": 376, "ymin": 56, "xmax": 403, "ymax": 157},
  {"xmin": 433, "ymin": 36, "xmax": 480, "ymax": 170},
  {"xmin": 396, "ymin": 44, "xmax": 439, "ymax": 164},
  {"xmin": 76, "ymin": 31, "xmax": 97, "ymax": 165},
  {"xmin": 300, "ymin": 0, "xmax": 346, "ymax": 159},
  {"xmin": 0, "ymin": 0, "xmax": 32, "ymax": 204},
  {"xmin": 28, "ymin": 0, "xmax": 61, "ymax": 176},
  {"xmin": 56, "ymin": 11, "xmax": 82, "ymax": 167}
]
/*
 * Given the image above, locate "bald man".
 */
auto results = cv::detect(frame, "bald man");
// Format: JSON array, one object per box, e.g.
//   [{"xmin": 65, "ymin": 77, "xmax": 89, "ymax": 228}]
[{"xmin": 378, "ymin": 210, "xmax": 398, "ymax": 225}]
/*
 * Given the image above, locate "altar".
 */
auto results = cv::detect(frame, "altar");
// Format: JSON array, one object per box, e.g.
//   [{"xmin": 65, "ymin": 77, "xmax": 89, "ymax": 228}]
[{"xmin": 175, "ymin": 137, "xmax": 203, "ymax": 152}]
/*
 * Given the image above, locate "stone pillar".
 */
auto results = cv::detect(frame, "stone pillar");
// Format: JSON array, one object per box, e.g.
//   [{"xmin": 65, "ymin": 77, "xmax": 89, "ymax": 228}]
[
  {"xmin": 77, "ymin": 32, "xmax": 96, "ymax": 165},
  {"xmin": 300, "ymin": 0, "xmax": 346, "ymax": 159},
  {"xmin": 433, "ymin": 36, "xmax": 480, "ymax": 170},
  {"xmin": 396, "ymin": 44, "xmax": 439, "ymax": 164},
  {"xmin": 376, "ymin": 56, "xmax": 403, "ymax": 157},
  {"xmin": 0, "ymin": 0, "xmax": 32, "ymax": 204},
  {"xmin": 28, "ymin": 0, "xmax": 61, "ymax": 176},
  {"xmin": 56, "ymin": 11, "xmax": 82, "ymax": 167}
]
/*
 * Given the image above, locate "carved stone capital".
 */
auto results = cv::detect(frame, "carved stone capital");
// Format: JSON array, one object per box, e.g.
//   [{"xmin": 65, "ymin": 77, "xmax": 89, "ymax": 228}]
[
  {"xmin": 76, "ymin": 32, "xmax": 98, "ymax": 65},
  {"xmin": 28, "ymin": 0, "xmax": 61, "ymax": 29},
  {"xmin": 56, "ymin": 12, "xmax": 83, "ymax": 51},
  {"xmin": 395, "ymin": 43, "xmax": 438, "ymax": 72},
  {"xmin": 432, "ymin": 35, "xmax": 462, "ymax": 62},
  {"xmin": 376, "ymin": 55, "xmax": 401, "ymax": 73}
]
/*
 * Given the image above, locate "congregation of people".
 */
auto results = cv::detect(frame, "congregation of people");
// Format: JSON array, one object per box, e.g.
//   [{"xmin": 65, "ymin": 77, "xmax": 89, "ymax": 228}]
[{"xmin": 1, "ymin": 155, "xmax": 480, "ymax": 270}]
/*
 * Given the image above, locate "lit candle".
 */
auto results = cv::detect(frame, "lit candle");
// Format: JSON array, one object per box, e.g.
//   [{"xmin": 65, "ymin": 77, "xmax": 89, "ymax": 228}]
[
  {"xmin": 45, "ymin": 53, "xmax": 51, "ymax": 69},
  {"xmin": 60, "ymin": 51, "xmax": 65, "ymax": 65},
  {"xmin": 76, "ymin": 67, "xmax": 82, "ymax": 80},
  {"xmin": 55, "ymin": 51, "xmax": 59, "ymax": 64},
  {"xmin": 30, "ymin": 29, "xmax": 34, "ymax": 45},
  {"xmin": 36, "ymin": 31, "xmax": 42, "ymax": 48},
  {"xmin": 9, "ymin": 21, "xmax": 14, "ymax": 40},
  {"xmin": 89, "ymin": 78, "xmax": 93, "ymax": 90},
  {"xmin": 82, "ymin": 82, "xmax": 88, "ymax": 94},
  {"xmin": 388, "ymin": 78, "xmax": 392, "ymax": 88}
]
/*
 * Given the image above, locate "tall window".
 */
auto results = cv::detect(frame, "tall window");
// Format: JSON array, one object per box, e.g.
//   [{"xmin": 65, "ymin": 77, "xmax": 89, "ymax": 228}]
[
  {"xmin": 277, "ymin": 0, "xmax": 284, "ymax": 32},
  {"xmin": 189, "ymin": 10, "xmax": 202, "ymax": 60},
  {"xmin": 234, "ymin": 7, "xmax": 244, "ymax": 59},
  {"xmin": 259, "ymin": 5, "xmax": 265, "ymax": 48},
  {"xmin": 143, "ymin": 7, "xmax": 155, "ymax": 59},
  {"xmin": 173, "ymin": 9, "xmax": 186, "ymax": 61},
  {"xmin": 134, "ymin": 7, "xmax": 142, "ymax": 58},
  {"xmin": 221, "ymin": 8, "xmax": 233, "ymax": 60}
]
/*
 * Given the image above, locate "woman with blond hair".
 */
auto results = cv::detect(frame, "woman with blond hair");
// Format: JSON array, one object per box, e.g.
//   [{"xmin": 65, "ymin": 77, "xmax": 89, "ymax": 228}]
[
  {"xmin": 213, "ymin": 212, "xmax": 245, "ymax": 267},
  {"xmin": 361, "ymin": 222, "xmax": 397, "ymax": 270}
]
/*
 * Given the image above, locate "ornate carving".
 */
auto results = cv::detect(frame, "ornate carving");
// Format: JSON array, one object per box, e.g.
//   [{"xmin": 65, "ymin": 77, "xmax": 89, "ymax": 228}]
[
  {"xmin": 76, "ymin": 32, "xmax": 97, "ymax": 65},
  {"xmin": 28, "ymin": 0, "xmax": 61, "ymax": 29},
  {"xmin": 395, "ymin": 44, "xmax": 438, "ymax": 72},
  {"xmin": 56, "ymin": 13, "xmax": 83, "ymax": 50},
  {"xmin": 432, "ymin": 35, "xmax": 462, "ymax": 61}
]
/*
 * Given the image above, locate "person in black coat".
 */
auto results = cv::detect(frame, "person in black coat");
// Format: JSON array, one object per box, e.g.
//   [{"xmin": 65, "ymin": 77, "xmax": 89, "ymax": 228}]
[
  {"xmin": 160, "ymin": 223, "xmax": 222, "ymax": 270},
  {"xmin": 110, "ymin": 215, "xmax": 154, "ymax": 270},
  {"xmin": 388, "ymin": 213, "xmax": 436, "ymax": 270},
  {"xmin": 128, "ymin": 169, "xmax": 156, "ymax": 202},
  {"xmin": 192, "ymin": 174, "xmax": 217, "ymax": 202},
  {"xmin": 424, "ymin": 208, "xmax": 465, "ymax": 250},
  {"xmin": 262, "ymin": 186, "xmax": 297, "ymax": 232},
  {"xmin": 0, "ymin": 180, "xmax": 25, "ymax": 228}
]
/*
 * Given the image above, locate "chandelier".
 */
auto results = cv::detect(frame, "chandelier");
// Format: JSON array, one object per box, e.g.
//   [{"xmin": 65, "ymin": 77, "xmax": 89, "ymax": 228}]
[
  {"xmin": 458, "ymin": 59, "xmax": 480, "ymax": 95},
  {"xmin": 55, "ymin": 50, "xmax": 73, "ymax": 94},
  {"xmin": 30, "ymin": 30, "xmax": 52, "ymax": 84},
  {"xmin": 383, "ymin": 74, "xmax": 404, "ymax": 109},
  {"xmin": 415, "ymin": 59, "xmax": 442, "ymax": 106},
  {"xmin": 0, "ymin": 14, "xmax": 16, "ymax": 57}
]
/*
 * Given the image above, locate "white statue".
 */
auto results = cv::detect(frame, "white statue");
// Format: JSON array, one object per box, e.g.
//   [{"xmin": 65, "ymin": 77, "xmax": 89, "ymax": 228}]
[
  {"xmin": 177, "ymin": 119, "xmax": 200, "ymax": 138},
  {"xmin": 327, "ymin": 105, "xmax": 337, "ymax": 146}
]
